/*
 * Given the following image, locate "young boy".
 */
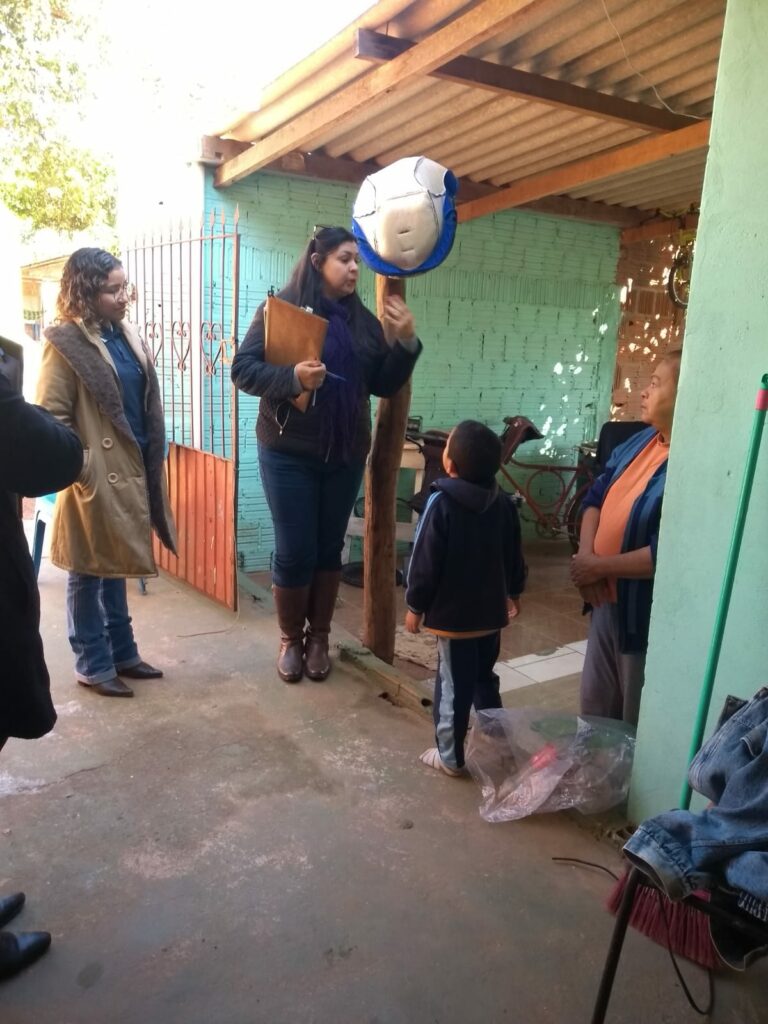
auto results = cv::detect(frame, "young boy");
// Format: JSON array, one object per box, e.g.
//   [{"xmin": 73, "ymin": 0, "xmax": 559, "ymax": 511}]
[{"xmin": 405, "ymin": 420, "xmax": 526, "ymax": 776}]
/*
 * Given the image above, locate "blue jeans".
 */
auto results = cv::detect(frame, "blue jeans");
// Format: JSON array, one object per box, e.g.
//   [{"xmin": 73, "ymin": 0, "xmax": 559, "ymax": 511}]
[
  {"xmin": 624, "ymin": 687, "xmax": 768, "ymax": 911},
  {"xmin": 258, "ymin": 445, "xmax": 365, "ymax": 587},
  {"xmin": 66, "ymin": 574, "xmax": 142, "ymax": 684}
]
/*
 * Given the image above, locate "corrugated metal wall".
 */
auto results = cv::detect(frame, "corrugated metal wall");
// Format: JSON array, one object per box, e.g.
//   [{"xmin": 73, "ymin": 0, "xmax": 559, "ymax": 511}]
[{"xmin": 205, "ymin": 170, "xmax": 620, "ymax": 571}]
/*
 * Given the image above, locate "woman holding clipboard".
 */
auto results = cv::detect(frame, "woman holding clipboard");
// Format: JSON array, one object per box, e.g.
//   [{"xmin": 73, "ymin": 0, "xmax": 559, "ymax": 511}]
[{"xmin": 231, "ymin": 226, "xmax": 421, "ymax": 684}]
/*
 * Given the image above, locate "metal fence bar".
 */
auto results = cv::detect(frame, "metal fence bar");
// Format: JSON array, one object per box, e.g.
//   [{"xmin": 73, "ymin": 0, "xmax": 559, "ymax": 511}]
[{"xmin": 125, "ymin": 215, "xmax": 240, "ymax": 459}]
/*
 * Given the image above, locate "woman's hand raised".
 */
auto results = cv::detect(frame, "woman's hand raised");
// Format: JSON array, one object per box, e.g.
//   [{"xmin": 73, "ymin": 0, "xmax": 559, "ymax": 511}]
[{"xmin": 382, "ymin": 296, "xmax": 416, "ymax": 346}]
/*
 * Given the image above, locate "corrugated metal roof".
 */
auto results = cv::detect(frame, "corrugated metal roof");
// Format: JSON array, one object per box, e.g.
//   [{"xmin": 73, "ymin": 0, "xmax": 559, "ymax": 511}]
[{"xmin": 216, "ymin": 0, "xmax": 724, "ymax": 215}]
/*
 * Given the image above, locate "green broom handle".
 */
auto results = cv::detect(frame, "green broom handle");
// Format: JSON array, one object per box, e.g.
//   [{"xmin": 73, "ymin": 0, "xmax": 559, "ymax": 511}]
[{"xmin": 680, "ymin": 373, "xmax": 768, "ymax": 809}]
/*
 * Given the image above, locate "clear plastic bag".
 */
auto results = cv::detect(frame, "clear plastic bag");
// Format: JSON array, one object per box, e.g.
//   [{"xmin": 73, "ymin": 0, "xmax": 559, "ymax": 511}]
[{"xmin": 465, "ymin": 709, "xmax": 635, "ymax": 822}]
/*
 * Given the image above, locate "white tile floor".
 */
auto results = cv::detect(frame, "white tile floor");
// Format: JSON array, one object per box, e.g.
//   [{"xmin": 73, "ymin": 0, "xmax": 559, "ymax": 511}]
[
  {"xmin": 495, "ymin": 663, "xmax": 541, "ymax": 692},
  {"xmin": 497, "ymin": 641, "xmax": 588, "ymax": 693},
  {"xmin": 566, "ymin": 639, "xmax": 589, "ymax": 656},
  {"xmin": 505, "ymin": 651, "xmax": 558, "ymax": 670}
]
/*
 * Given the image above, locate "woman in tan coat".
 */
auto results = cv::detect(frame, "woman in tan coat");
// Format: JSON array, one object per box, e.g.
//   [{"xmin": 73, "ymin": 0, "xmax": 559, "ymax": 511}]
[{"xmin": 37, "ymin": 248, "xmax": 176, "ymax": 698}]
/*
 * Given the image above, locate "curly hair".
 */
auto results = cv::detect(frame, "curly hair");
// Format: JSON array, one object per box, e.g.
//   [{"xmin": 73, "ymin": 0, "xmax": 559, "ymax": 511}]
[{"xmin": 56, "ymin": 248, "xmax": 123, "ymax": 323}]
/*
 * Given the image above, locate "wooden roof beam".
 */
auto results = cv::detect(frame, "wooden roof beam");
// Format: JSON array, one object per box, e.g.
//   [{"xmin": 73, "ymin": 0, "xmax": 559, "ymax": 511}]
[
  {"xmin": 457, "ymin": 120, "xmax": 710, "ymax": 223},
  {"xmin": 203, "ymin": 141, "xmax": 644, "ymax": 228},
  {"xmin": 204, "ymin": 141, "xmax": 497, "ymax": 200},
  {"xmin": 215, "ymin": 0, "xmax": 545, "ymax": 187},
  {"xmin": 520, "ymin": 194, "xmax": 643, "ymax": 228},
  {"xmin": 355, "ymin": 29, "xmax": 693, "ymax": 133},
  {"xmin": 264, "ymin": 151, "xmax": 500, "ymax": 202}
]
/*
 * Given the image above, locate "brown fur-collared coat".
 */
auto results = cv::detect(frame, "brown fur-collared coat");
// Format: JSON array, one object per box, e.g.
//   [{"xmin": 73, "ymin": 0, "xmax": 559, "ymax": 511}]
[{"xmin": 37, "ymin": 319, "xmax": 176, "ymax": 577}]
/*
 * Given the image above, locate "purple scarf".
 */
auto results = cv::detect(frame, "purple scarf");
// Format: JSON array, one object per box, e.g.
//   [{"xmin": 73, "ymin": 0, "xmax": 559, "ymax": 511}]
[{"xmin": 317, "ymin": 297, "xmax": 362, "ymax": 462}]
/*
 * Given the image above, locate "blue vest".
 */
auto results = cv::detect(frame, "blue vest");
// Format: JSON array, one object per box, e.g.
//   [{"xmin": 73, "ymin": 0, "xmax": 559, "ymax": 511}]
[{"xmin": 582, "ymin": 427, "xmax": 668, "ymax": 653}]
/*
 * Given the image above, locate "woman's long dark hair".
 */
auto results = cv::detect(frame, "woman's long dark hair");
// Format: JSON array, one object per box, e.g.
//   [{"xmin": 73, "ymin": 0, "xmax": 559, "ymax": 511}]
[
  {"xmin": 57, "ymin": 247, "xmax": 122, "ymax": 324},
  {"xmin": 282, "ymin": 226, "xmax": 358, "ymax": 312}
]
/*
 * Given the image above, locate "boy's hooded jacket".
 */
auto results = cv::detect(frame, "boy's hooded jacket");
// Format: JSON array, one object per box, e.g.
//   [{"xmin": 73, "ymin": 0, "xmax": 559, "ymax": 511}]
[{"xmin": 406, "ymin": 478, "xmax": 525, "ymax": 634}]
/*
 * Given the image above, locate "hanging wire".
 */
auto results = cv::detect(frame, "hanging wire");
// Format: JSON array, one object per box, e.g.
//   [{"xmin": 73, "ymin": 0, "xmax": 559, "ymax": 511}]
[
  {"xmin": 552, "ymin": 856, "xmax": 715, "ymax": 1015},
  {"xmin": 655, "ymin": 890, "xmax": 715, "ymax": 1016},
  {"xmin": 598, "ymin": 0, "xmax": 704, "ymax": 121},
  {"xmin": 551, "ymin": 857, "xmax": 620, "ymax": 880}
]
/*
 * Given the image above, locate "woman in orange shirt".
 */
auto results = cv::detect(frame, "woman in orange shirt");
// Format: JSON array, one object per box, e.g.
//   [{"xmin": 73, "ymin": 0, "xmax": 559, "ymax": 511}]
[{"xmin": 571, "ymin": 350, "xmax": 681, "ymax": 726}]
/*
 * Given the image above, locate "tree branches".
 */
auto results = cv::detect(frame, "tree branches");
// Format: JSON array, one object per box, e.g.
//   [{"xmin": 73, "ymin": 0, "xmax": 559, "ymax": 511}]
[{"xmin": 0, "ymin": 0, "xmax": 115, "ymax": 235}]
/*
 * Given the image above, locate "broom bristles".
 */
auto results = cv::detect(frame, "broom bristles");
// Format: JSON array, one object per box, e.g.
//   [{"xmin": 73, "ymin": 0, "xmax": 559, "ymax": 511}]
[{"xmin": 607, "ymin": 870, "xmax": 720, "ymax": 971}]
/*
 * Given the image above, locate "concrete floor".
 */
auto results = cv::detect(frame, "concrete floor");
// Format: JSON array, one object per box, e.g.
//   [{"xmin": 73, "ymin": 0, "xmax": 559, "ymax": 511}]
[
  {"xmin": 331, "ymin": 541, "xmax": 590, "ymax": 672},
  {"xmin": 253, "ymin": 541, "xmax": 589, "ymax": 699},
  {"xmin": 1, "ymin": 558, "xmax": 766, "ymax": 1023}
]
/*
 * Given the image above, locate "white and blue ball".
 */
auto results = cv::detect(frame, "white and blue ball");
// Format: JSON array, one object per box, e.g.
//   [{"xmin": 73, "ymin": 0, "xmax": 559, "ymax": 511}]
[{"xmin": 352, "ymin": 156, "xmax": 458, "ymax": 276}]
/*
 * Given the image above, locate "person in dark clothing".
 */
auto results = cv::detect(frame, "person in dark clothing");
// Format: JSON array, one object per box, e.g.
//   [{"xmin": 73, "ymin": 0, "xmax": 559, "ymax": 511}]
[
  {"xmin": 231, "ymin": 226, "xmax": 421, "ymax": 684},
  {"xmin": 0, "ymin": 334, "xmax": 83, "ymax": 980},
  {"xmin": 404, "ymin": 420, "xmax": 526, "ymax": 776}
]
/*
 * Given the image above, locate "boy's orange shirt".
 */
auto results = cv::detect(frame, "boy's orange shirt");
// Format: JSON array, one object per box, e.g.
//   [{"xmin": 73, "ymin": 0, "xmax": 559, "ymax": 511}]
[{"xmin": 425, "ymin": 627, "xmax": 498, "ymax": 639}]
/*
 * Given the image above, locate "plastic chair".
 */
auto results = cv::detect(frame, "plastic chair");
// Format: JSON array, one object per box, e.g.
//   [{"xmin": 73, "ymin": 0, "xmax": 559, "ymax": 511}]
[
  {"xmin": 31, "ymin": 494, "xmax": 57, "ymax": 579},
  {"xmin": 595, "ymin": 420, "xmax": 648, "ymax": 474}
]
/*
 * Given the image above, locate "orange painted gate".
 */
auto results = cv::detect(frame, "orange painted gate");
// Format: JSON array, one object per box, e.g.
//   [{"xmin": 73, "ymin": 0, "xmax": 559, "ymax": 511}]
[
  {"xmin": 154, "ymin": 444, "xmax": 237, "ymax": 608},
  {"xmin": 125, "ymin": 213, "xmax": 241, "ymax": 610}
]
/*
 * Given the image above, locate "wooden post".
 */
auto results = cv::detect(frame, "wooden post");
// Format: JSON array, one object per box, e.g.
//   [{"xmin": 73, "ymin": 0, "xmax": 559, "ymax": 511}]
[{"xmin": 362, "ymin": 275, "xmax": 410, "ymax": 663}]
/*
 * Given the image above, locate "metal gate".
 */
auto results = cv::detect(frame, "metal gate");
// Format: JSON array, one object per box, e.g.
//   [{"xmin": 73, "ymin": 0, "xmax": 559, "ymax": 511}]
[{"xmin": 125, "ymin": 211, "xmax": 241, "ymax": 609}]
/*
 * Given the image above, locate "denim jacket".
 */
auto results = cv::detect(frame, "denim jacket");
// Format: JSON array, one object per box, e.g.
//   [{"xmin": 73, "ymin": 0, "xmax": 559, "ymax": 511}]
[
  {"xmin": 624, "ymin": 688, "xmax": 768, "ymax": 921},
  {"xmin": 582, "ymin": 427, "xmax": 666, "ymax": 653}
]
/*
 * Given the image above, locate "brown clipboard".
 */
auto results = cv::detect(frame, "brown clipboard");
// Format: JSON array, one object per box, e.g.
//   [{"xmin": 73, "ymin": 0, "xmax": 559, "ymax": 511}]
[{"xmin": 264, "ymin": 295, "xmax": 328, "ymax": 412}]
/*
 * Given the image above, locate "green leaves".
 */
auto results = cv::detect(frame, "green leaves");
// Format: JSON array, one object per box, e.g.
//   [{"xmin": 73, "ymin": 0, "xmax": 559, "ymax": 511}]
[
  {"xmin": 0, "ymin": 0, "xmax": 115, "ymax": 235},
  {"xmin": 1, "ymin": 141, "xmax": 116, "ymax": 233}
]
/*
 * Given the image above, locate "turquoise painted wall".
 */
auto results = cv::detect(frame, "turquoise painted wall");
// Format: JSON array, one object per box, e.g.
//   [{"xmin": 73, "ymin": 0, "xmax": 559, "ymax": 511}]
[
  {"xmin": 630, "ymin": 0, "xmax": 768, "ymax": 819},
  {"xmin": 205, "ymin": 171, "xmax": 620, "ymax": 571}
]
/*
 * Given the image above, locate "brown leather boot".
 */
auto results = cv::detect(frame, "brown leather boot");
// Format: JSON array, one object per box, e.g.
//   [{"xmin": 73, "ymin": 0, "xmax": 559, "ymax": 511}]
[
  {"xmin": 273, "ymin": 585, "xmax": 310, "ymax": 683},
  {"xmin": 304, "ymin": 570, "xmax": 342, "ymax": 681}
]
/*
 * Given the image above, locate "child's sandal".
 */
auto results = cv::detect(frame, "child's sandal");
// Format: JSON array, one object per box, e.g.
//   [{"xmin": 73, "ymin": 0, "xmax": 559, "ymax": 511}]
[{"xmin": 419, "ymin": 747, "xmax": 464, "ymax": 777}]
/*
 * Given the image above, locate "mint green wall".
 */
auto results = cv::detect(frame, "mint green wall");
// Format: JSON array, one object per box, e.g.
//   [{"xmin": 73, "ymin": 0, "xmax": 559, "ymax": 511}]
[
  {"xmin": 630, "ymin": 0, "xmax": 768, "ymax": 819},
  {"xmin": 205, "ymin": 171, "xmax": 620, "ymax": 570}
]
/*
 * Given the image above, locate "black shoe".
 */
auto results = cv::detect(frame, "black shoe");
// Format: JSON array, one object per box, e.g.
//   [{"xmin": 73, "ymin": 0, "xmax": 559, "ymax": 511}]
[
  {"xmin": 0, "ymin": 931, "xmax": 51, "ymax": 981},
  {"xmin": 78, "ymin": 678, "xmax": 134, "ymax": 698},
  {"xmin": 119, "ymin": 661, "xmax": 163, "ymax": 680},
  {"xmin": 0, "ymin": 894, "xmax": 24, "ymax": 929}
]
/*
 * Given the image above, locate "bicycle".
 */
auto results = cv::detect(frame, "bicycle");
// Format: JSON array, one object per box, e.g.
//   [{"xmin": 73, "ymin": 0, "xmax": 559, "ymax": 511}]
[
  {"xmin": 498, "ymin": 417, "xmax": 596, "ymax": 550},
  {"xmin": 404, "ymin": 419, "xmax": 596, "ymax": 550},
  {"xmin": 341, "ymin": 419, "xmax": 596, "ymax": 590},
  {"xmin": 667, "ymin": 230, "xmax": 696, "ymax": 309}
]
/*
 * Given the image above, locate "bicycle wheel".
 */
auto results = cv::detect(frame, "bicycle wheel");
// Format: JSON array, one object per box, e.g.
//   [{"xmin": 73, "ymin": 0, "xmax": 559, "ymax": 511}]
[
  {"xmin": 668, "ymin": 246, "xmax": 693, "ymax": 309},
  {"xmin": 521, "ymin": 466, "xmax": 569, "ymax": 511},
  {"xmin": 565, "ymin": 485, "xmax": 588, "ymax": 552}
]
